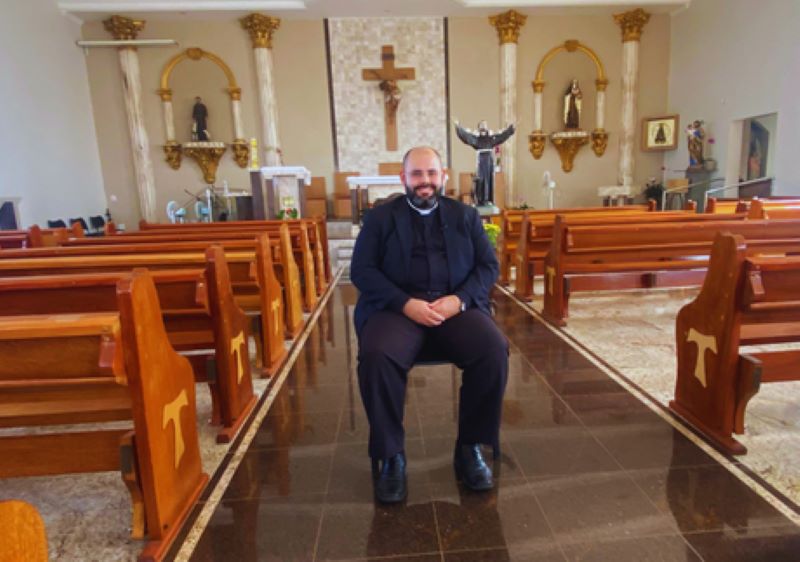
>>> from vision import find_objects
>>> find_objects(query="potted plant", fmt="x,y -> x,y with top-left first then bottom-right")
643,178 -> 665,209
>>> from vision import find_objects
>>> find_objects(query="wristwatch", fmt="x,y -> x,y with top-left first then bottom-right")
459,299 -> 467,313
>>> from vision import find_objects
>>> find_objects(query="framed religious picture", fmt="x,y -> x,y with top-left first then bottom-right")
641,115 -> 679,151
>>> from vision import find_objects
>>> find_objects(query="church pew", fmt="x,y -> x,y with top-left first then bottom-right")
0,238 -> 293,377
0,500 -> 48,562
154,221 -> 327,301
0,271 -> 208,561
0,233 -> 27,249
671,233 -> 800,455
541,217 -> 800,326
58,229 -> 307,340
0,231 -> 304,346
0,225 -> 79,249
705,197 -> 748,214
511,210 -> 735,298
0,250 -> 256,443
68,225 -> 320,310
746,197 -> 800,219
136,216 -> 331,285
499,203 -> 658,285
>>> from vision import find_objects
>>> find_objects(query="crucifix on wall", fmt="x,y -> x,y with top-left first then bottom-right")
361,45 -> 415,151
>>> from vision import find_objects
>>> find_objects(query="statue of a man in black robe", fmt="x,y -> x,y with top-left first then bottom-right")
455,121 -> 515,206
192,96 -> 209,141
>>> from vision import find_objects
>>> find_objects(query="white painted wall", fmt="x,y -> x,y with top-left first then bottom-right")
666,0 -> 800,193
0,0 -> 106,228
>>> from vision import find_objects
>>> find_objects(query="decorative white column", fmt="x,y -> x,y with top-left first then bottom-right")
241,14 -> 282,166
231,97 -> 244,140
613,9 -> 650,188
104,15 -> 157,222
161,96 -> 176,141
489,10 -> 526,208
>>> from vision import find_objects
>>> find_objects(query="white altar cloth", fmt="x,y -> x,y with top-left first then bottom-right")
260,166 -> 312,186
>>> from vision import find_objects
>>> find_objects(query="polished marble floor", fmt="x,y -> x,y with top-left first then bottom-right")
185,285 -> 800,561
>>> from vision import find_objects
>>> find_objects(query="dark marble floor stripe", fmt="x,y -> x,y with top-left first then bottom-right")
184,284 -> 799,561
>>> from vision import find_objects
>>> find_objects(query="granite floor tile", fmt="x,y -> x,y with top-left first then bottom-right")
588,423 -> 716,470
315,502 -> 439,561
559,391 -> 663,428
532,470 -> 678,543
507,426 -> 622,479
682,525 -> 800,561
249,410 -> 342,450
430,481 -> 556,553
560,535 -> 700,561
189,495 -> 325,561
222,444 -> 335,501
631,464 -> 796,533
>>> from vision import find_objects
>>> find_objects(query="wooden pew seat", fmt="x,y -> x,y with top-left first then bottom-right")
671,233 -> 800,455
0,271 -> 208,561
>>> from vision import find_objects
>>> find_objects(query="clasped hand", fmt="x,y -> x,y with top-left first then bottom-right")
402,295 -> 461,327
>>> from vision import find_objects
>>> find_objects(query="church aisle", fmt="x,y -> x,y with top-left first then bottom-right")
185,284 -> 800,561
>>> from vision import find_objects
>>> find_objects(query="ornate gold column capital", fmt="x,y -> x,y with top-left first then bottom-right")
613,8 -> 651,42
532,80 -> 545,93
489,9 -> 527,45
103,15 -> 145,40
157,88 -> 172,101
595,78 -> 609,92
240,13 -> 281,48
228,87 -> 242,101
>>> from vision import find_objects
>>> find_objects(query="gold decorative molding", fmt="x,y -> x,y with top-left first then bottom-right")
613,8 -> 651,42
164,141 -> 182,169
184,145 -> 226,184
595,78 -> 609,92
528,131 -> 547,160
591,129 -> 609,157
551,135 -> 589,172
103,15 -> 144,41
240,13 -> 281,48
157,88 -> 172,101
488,10 -> 527,45
160,48 -> 240,99
532,80 -> 545,93
231,139 -> 249,168
535,39 -> 606,84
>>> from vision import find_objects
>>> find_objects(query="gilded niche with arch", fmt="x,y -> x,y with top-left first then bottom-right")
529,39 -> 609,172
157,47 -> 249,184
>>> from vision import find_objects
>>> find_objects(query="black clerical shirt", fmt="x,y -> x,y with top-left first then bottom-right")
405,204 -> 449,300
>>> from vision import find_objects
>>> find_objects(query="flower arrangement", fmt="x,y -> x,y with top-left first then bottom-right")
483,223 -> 501,249
277,207 -> 298,219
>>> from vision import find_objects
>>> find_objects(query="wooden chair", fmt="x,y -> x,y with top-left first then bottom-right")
0,500 -> 48,562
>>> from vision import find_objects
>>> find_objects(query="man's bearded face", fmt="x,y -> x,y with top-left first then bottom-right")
402,150 -> 444,210
405,180 -> 442,209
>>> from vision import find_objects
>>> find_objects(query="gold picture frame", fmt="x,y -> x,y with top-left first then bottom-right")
642,115 -> 679,151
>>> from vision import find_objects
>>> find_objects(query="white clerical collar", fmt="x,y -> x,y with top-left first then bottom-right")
406,197 -> 439,215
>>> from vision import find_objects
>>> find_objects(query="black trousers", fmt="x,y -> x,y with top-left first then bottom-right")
357,308 -> 508,460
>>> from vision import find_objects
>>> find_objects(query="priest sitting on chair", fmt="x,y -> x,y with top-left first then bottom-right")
350,146 -> 509,504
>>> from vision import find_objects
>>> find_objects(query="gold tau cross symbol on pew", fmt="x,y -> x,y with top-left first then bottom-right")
231,330 -> 247,383
162,389 -> 189,468
686,328 -> 717,388
271,298 -> 282,336
362,45 -> 416,151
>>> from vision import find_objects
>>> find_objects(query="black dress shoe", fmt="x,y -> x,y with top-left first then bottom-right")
453,444 -> 494,491
372,452 -> 407,504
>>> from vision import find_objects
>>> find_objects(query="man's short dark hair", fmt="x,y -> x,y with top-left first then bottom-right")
402,146 -> 443,172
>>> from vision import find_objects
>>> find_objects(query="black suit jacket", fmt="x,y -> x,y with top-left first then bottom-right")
350,195 -> 498,336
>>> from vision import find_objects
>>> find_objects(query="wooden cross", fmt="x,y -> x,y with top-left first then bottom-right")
362,45 -> 415,151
